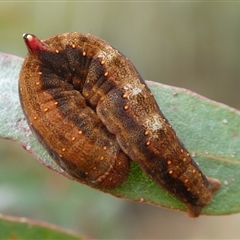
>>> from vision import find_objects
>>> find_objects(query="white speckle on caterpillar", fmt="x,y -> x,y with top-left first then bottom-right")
97,46 -> 118,62
123,82 -> 143,97
144,115 -> 163,133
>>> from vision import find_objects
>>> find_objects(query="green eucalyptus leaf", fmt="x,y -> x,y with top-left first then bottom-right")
0,52 -> 239,216
0,214 -> 84,239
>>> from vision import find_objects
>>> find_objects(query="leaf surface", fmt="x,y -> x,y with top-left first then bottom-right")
0,214 -> 84,239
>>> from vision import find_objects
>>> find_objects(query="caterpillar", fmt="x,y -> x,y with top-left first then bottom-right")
19,32 -> 221,217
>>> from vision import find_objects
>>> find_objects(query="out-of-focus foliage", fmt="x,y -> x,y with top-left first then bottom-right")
1,2 -> 240,239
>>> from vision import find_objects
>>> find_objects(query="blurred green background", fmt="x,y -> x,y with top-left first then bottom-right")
1,2 -> 240,239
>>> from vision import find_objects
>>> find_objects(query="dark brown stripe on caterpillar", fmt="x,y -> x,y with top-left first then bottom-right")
19,32 -> 221,217
19,34 -> 130,189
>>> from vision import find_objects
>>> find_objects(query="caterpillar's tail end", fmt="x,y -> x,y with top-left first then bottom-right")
207,176 -> 221,194
187,205 -> 203,218
187,177 -> 221,218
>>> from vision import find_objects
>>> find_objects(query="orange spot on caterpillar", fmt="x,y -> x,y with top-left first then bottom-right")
146,141 -> 151,146
122,93 -> 128,99
144,130 -> 149,136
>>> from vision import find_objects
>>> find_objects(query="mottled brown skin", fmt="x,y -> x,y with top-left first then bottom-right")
19,32 -> 221,217
19,33 -> 130,189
